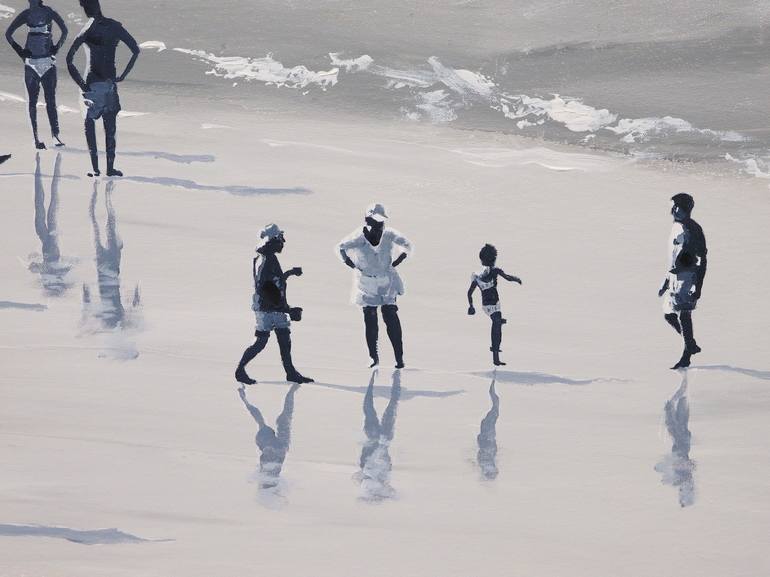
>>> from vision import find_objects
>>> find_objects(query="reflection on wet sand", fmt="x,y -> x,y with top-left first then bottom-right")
80,180 -> 142,358
655,370 -> 695,507
238,384 -> 300,504
356,370 -> 401,502
477,376 -> 499,481
28,153 -> 74,296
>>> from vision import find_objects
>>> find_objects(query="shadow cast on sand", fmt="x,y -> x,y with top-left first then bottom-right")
311,381 -> 463,400
692,365 -> 770,381
121,176 -> 312,196
62,148 -> 215,164
0,524 -> 170,545
0,301 -> 47,311
471,370 -> 601,386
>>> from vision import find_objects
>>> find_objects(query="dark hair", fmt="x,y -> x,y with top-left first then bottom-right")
479,244 -> 497,266
79,0 -> 102,17
671,193 -> 694,214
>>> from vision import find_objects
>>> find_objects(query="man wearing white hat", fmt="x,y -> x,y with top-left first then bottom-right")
235,224 -> 313,385
338,204 -> 412,368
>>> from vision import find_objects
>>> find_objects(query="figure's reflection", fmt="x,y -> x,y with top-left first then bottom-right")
238,384 -> 300,495
81,180 -> 141,358
477,376 -> 499,480
655,370 -> 695,507
355,369 -> 401,502
28,152 -> 73,296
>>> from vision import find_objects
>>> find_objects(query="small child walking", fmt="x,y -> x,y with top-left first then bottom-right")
467,244 -> 522,366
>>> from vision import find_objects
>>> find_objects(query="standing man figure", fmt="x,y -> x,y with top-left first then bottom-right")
235,224 -> 313,385
66,0 -> 140,177
338,204 -> 412,369
659,193 -> 707,369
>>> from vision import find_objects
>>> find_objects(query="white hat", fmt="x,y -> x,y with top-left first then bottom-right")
366,203 -> 388,222
259,223 -> 284,241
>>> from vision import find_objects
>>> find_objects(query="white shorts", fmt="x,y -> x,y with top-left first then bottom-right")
254,311 -> 290,333
482,303 -> 501,316
662,272 -> 698,315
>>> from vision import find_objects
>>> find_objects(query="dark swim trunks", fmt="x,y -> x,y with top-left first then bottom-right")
83,80 -> 121,119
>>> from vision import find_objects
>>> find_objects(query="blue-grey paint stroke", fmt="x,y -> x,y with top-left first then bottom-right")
693,365 -> 770,381
477,376 -> 499,481
312,381 -> 462,400
0,524 -> 168,545
121,175 -> 311,196
29,152 -> 73,297
655,370 -> 695,507
472,370 -> 596,386
357,370 -> 401,502
0,301 -> 47,311
0,171 -> 81,180
63,147 -> 215,164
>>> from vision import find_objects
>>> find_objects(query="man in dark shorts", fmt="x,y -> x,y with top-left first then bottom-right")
658,193 -> 708,369
65,0 -> 139,177
235,224 -> 313,385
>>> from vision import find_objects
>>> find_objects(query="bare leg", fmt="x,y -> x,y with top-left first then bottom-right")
363,306 -> 379,367
25,67 -> 44,149
235,331 -> 270,384
276,327 -> 313,383
664,313 -> 682,334
84,117 -> 100,176
104,113 -> 121,176
490,311 -> 505,366
41,67 -> 62,145
672,311 -> 699,369
381,304 -> 404,369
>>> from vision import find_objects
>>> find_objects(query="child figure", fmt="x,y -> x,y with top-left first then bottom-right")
467,244 -> 522,366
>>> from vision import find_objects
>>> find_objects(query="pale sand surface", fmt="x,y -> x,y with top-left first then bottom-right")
1,99 -> 769,576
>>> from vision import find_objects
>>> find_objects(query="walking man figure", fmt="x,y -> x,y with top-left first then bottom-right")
235,224 -> 313,385
338,204 -> 412,368
66,0 -> 139,177
659,193 -> 707,369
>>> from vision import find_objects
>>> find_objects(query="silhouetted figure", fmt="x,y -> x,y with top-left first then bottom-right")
655,370 -> 695,507
29,152 -> 72,296
5,0 -> 67,149
659,193 -> 707,369
66,0 -> 140,177
356,370 -> 401,502
0,154 -> 10,165
339,204 -> 412,368
235,224 -> 313,385
238,383 -> 300,490
467,244 -> 522,366
477,376 -> 499,480
82,179 -> 140,329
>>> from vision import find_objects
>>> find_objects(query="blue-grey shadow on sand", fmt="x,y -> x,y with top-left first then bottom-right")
63,147 -> 215,164
0,524 -> 170,545
471,370 -> 599,386
121,176 -> 312,197
310,380 -> 462,400
692,365 -> 770,381
0,301 -> 47,311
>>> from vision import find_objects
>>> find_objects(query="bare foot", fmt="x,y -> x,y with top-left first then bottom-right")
106,168 -> 123,177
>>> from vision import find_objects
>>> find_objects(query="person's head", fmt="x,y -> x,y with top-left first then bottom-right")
365,203 -> 388,228
479,244 -> 497,267
28,0 -> 43,8
671,193 -> 694,222
79,0 -> 102,18
257,223 -> 285,254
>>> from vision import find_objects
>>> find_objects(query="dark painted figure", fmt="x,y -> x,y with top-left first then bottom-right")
238,384 -> 300,490
357,370 -> 401,502
66,0 -> 140,177
339,204 -> 412,369
0,154 -> 10,165
654,370 -> 695,507
477,376 -> 499,480
235,224 -> 313,385
29,152 -> 72,296
5,0 -> 68,149
467,244 -> 522,366
659,193 -> 707,369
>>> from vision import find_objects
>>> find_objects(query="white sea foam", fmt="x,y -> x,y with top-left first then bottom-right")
607,117 -> 745,144
139,41 -> 167,52
0,3 -> 15,19
201,123 -> 232,130
725,153 -> 770,180
448,146 -> 623,172
501,94 -> 617,132
175,48 -> 339,90
0,91 -> 25,103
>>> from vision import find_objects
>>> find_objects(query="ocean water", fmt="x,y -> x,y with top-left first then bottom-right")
2,0 -> 769,174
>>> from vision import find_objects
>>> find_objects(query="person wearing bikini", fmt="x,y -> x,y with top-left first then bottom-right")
5,0 -> 68,149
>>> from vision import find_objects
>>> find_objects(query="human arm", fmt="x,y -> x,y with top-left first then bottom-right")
50,9 -> 68,55
390,230 -> 412,267
282,267 -> 303,280
658,276 -> 670,297
467,280 -> 477,314
116,25 -> 140,82
338,234 -> 362,269
495,268 -> 522,284
66,33 -> 88,91
5,11 -> 29,59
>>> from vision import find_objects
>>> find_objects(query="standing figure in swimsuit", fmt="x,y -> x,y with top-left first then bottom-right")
5,0 -> 68,149
338,204 -> 412,369
467,244 -> 522,366
66,0 -> 140,177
